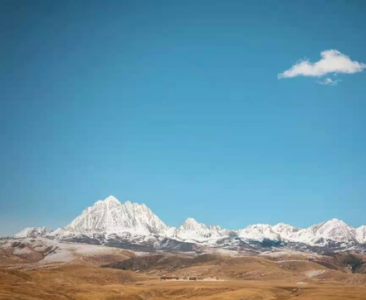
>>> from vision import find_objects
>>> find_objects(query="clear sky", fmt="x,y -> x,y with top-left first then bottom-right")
1,0 -> 366,236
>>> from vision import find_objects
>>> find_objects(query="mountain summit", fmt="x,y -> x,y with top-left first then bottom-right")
14,227 -> 52,238
62,196 -> 168,236
14,195 -> 366,253
169,217 -> 230,243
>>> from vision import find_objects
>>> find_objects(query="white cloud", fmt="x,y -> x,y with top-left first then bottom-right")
278,50 -> 366,79
316,78 -> 340,86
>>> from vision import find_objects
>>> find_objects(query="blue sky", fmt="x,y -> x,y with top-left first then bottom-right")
1,0 -> 366,236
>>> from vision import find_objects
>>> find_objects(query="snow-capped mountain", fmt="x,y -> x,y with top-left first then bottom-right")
53,196 -> 168,237
238,224 -> 281,241
14,227 -> 52,238
306,218 -> 357,244
277,218 -> 358,245
272,223 -> 300,239
237,219 -> 360,246
14,195 -> 366,253
169,218 -> 230,243
356,226 -> 366,244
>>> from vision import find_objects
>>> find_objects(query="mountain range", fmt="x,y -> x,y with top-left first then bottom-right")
14,195 -> 366,253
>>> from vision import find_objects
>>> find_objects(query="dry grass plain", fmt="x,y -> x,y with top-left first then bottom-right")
1,265 -> 366,300
1,239 -> 366,300
1,259 -> 366,300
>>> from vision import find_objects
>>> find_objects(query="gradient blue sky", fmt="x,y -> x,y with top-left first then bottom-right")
1,0 -> 366,236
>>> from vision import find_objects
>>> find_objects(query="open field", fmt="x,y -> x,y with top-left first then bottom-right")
1,243 -> 366,300
1,264 -> 366,300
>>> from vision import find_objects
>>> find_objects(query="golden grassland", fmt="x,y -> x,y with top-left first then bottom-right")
1,259 -> 366,300
1,239 -> 366,300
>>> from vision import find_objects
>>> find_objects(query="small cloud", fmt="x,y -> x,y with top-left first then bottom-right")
316,78 -> 340,86
278,50 -> 366,79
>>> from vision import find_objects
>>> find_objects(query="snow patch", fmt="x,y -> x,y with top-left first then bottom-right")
305,270 -> 326,278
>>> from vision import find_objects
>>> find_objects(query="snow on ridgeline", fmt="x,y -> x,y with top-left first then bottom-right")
51,195 -> 169,238
356,226 -> 366,244
14,227 -> 53,238
13,195 -> 366,246
238,218 -> 364,245
238,224 -> 281,241
168,217 -> 230,243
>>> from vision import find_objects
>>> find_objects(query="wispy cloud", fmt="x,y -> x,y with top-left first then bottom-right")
278,50 -> 366,79
316,78 -> 340,86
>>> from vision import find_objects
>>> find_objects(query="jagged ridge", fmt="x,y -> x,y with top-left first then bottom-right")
14,196 -> 366,251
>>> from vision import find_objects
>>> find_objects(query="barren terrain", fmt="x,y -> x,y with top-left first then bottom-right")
1,238 -> 366,300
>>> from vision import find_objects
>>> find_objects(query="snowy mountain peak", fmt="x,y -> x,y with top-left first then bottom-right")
315,218 -> 351,231
296,218 -> 356,244
62,196 -> 168,236
168,218 -> 230,243
273,222 -> 292,228
272,223 -> 300,239
329,218 -> 342,222
94,195 -> 121,207
238,224 -> 281,241
104,195 -> 120,204
180,218 -> 207,231
12,195 -> 366,249
14,227 -> 52,238
321,218 -> 348,228
209,225 -> 222,231
272,223 -> 299,232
